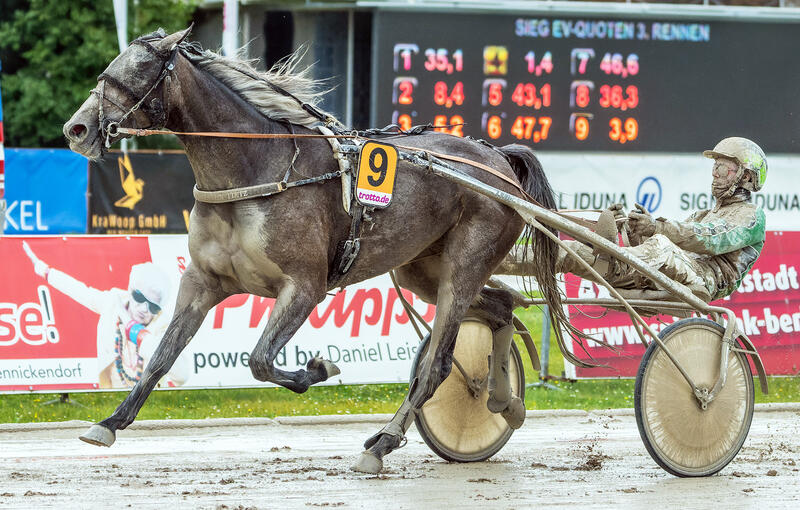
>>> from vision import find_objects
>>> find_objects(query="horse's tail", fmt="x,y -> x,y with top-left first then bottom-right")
498,144 -> 596,368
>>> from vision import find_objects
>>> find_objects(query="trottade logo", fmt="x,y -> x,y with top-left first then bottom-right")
636,176 -> 662,213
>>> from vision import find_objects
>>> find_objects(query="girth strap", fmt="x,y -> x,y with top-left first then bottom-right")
192,170 -> 341,203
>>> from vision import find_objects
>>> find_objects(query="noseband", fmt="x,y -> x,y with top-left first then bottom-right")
92,39 -> 180,148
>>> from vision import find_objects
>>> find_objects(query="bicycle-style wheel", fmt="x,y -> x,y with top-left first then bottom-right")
412,318 -> 525,462
634,318 -> 754,477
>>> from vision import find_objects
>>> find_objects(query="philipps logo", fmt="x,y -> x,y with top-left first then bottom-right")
0,285 -> 60,347
114,153 -> 144,209
636,176 -> 662,213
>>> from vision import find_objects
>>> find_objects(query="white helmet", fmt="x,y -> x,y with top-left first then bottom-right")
703,137 -> 767,192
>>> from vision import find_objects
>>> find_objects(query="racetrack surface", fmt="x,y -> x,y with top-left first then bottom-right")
1,406 -> 798,509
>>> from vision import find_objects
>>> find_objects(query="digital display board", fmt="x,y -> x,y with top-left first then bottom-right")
372,11 -> 800,153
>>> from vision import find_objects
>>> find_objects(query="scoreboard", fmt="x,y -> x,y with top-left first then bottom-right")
371,11 -> 800,153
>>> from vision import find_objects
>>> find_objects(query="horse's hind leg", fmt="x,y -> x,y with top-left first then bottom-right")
469,287 -> 526,428
80,264 -> 226,447
248,281 -> 340,393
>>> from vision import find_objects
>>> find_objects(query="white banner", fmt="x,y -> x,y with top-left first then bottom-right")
147,236 -> 433,388
0,358 -> 95,387
540,153 -> 800,231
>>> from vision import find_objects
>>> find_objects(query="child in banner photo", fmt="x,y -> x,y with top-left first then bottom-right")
22,242 -> 190,389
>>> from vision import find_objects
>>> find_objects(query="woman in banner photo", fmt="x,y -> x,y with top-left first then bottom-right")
22,242 -> 190,389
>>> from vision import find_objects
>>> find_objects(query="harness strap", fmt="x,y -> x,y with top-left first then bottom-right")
337,203 -> 365,275
395,148 -> 599,229
317,124 -> 356,214
193,170 -> 341,204
115,127 -> 359,140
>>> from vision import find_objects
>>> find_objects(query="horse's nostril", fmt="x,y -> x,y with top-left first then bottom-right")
70,124 -> 87,138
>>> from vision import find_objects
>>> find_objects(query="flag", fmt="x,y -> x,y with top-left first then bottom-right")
1,57 -> 6,234
222,0 -> 239,57
1,58 -> 5,201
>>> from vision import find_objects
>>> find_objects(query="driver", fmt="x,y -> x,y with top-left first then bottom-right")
498,137 -> 767,302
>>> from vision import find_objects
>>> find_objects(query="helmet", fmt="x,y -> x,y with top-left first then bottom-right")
703,137 -> 767,191
128,262 -> 169,309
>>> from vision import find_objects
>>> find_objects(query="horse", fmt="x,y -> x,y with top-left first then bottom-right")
63,27 -> 565,474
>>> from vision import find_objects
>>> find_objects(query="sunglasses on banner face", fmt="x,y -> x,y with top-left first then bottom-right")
131,289 -> 162,314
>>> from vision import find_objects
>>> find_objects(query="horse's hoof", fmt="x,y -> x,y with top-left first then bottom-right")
500,396 -> 526,430
351,451 -> 383,474
308,356 -> 341,379
79,424 -> 116,447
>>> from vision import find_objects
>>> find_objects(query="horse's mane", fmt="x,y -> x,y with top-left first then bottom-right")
177,38 -> 331,128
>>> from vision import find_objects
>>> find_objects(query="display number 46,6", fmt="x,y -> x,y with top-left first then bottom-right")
356,142 -> 399,208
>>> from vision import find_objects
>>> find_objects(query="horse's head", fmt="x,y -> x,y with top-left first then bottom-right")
63,27 -> 192,159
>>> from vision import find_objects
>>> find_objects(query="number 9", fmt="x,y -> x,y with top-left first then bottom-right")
575,117 -> 589,141
368,148 -> 388,186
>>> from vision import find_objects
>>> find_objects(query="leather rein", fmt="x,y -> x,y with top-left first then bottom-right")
115,126 -> 534,198
117,126 -> 597,230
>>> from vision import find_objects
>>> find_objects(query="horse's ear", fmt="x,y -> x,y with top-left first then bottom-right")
157,24 -> 193,52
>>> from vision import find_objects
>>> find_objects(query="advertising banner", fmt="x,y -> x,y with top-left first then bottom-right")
2,149 -> 88,234
0,235 -> 432,392
89,152 -> 194,234
564,231 -> 800,378
540,153 -> 800,232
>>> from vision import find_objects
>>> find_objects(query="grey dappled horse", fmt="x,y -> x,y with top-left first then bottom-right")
63,28 -> 562,473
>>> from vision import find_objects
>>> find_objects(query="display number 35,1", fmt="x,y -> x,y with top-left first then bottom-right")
356,142 -> 399,208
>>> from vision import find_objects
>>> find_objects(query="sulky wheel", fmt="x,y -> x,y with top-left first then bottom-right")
412,318 -> 525,462
634,318 -> 754,477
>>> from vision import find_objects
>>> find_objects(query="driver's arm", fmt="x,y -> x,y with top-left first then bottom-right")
653,208 -> 766,256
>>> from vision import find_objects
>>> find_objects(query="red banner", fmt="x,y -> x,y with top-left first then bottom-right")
0,237 -> 153,391
566,231 -> 800,377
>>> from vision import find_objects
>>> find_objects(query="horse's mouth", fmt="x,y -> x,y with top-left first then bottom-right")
69,133 -> 105,161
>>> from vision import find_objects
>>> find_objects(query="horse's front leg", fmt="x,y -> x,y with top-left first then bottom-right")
79,264 -> 226,447
249,281 -> 340,393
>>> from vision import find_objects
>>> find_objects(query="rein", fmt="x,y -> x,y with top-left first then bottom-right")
115,126 -> 537,205
116,126 -> 359,140
116,126 -> 597,229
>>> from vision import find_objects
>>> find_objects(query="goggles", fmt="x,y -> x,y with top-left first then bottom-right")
131,289 -> 162,314
712,159 -> 738,178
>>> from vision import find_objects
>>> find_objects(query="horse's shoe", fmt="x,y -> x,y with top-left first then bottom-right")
79,424 -> 116,447
500,396 -> 526,430
307,356 -> 341,380
351,451 -> 383,474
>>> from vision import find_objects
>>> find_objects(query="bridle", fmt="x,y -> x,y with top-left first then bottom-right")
92,39 -> 180,148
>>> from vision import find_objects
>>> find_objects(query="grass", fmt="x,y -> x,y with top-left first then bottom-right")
1,305 -> 797,424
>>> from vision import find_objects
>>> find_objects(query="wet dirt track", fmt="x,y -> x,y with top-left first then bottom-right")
1,407 -> 798,509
